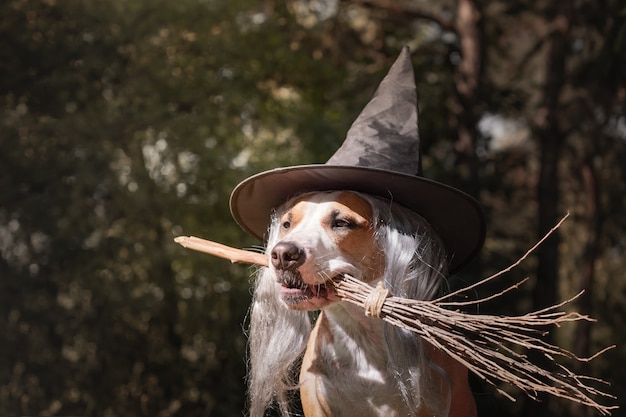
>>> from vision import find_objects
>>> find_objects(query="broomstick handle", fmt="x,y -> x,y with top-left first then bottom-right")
174,236 -> 269,267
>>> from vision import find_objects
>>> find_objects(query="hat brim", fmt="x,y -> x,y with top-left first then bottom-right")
229,165 -> 485,273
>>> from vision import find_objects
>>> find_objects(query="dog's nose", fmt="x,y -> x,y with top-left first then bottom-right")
271,242 -> 305,270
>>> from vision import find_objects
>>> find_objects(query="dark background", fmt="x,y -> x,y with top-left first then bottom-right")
1,0 -> 624,416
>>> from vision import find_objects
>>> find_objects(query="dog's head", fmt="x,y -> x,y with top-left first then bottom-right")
250,189 -> 453,417
269,191 -> 385,311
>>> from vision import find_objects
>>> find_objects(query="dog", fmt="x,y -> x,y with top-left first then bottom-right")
247,190 -> 477,417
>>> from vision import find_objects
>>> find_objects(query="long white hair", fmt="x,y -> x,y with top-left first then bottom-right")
246,192 -> 451,417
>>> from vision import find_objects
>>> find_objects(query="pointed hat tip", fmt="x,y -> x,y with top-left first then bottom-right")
327,46 -> 420,175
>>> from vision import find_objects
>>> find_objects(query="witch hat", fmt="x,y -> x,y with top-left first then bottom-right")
230,47 -> 485,272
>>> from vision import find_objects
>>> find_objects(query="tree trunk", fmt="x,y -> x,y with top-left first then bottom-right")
568,159 -> 601,417
453,0 -> 483,200
524,3 -> 572,416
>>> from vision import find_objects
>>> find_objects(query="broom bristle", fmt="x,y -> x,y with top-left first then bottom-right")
332,275 -> 617,415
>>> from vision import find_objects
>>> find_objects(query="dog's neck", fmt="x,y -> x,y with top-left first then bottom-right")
321,300 -> 388,367
300,300 -> 411,417
324,300 -> 386,351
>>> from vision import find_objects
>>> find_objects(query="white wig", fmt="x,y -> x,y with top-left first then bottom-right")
246,192 -> 451,417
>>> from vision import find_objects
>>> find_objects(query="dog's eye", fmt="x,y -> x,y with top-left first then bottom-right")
282,221 -> 291,230
332,218 -> 352,228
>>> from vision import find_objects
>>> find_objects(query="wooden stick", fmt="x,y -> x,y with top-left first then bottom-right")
174,236 -> 268,266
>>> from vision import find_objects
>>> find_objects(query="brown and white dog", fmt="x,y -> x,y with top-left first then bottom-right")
247,190 -> 477,417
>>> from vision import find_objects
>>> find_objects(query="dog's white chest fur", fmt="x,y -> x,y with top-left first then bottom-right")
300,304 -> 410,417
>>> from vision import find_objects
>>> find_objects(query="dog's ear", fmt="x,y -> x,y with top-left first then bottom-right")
370,197 -> 447,301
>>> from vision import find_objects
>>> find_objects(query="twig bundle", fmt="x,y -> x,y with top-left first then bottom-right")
333,275 -> 615,414
174,215 -> 617,415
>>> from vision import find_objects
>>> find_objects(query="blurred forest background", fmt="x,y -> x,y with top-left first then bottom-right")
1,0 -> 624,416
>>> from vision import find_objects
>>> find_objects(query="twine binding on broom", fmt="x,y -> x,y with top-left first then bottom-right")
174,213 -> 618,415
364,281 -> 390,318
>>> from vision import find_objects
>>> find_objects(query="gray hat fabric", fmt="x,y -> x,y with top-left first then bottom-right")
229,47 -> 485,272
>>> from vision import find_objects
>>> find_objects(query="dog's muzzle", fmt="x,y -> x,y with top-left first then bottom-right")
271,241 -> 305,271
271,241 -> 308,289
270,241 -> 334,309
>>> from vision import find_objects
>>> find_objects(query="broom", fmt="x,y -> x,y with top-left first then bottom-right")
174,214 -> 617,415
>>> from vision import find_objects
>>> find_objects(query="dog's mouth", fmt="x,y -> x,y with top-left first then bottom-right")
276,270 -> 339,310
